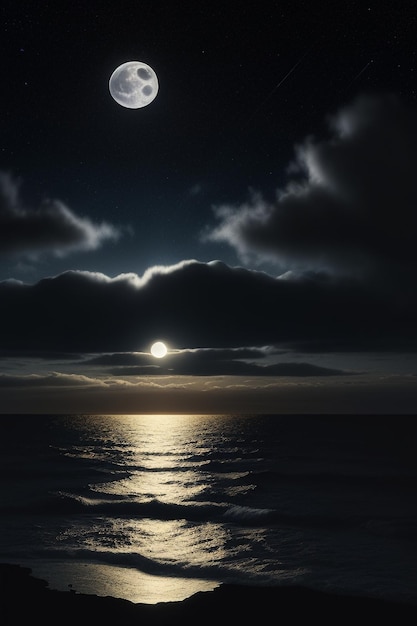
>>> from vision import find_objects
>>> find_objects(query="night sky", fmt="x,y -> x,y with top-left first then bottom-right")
1,1 -> 417,413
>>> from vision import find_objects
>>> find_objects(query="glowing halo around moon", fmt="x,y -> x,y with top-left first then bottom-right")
150,341 -> 168,358
109,61 -> 159,109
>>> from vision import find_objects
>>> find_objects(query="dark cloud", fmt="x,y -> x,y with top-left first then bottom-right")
86,347 -> 271,367
0,172 -> 121,259
0,260 -> 415,355
109,361 -> 348,378
203,94 -> 417,283
0,350 -> 83,360
86,348 -> 347,377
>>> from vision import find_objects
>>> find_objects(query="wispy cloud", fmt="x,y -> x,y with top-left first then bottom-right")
0,372 -> 103,387
86,348 -> 349,377
0,171 -> 122,260
203,94 -> 417,283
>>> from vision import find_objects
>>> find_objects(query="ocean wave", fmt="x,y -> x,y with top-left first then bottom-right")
2,490 -> 279,526
223,504 -> 275,522
364,518 -> 417,540
250,469 -> 417,489
202,458 -> 264,473
0,490 -> 391,531
5,545 -> 305,585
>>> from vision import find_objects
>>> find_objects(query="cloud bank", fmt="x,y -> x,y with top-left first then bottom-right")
0,172 -> 121,259
0,259 -> 415,355
1,94 -> 416,368
203,94 -> 417,282
86,348 -> 348,377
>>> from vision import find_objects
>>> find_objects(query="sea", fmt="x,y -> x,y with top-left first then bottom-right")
0,413 -> 416,605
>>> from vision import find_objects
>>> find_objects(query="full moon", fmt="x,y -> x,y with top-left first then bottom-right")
109,61 -> 158,109
150,341 -> 168,358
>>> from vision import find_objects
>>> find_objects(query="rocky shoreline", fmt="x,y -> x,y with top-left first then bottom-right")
1,563 -> 416,625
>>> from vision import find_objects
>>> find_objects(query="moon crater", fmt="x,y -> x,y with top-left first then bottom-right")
109,61 -> 158,109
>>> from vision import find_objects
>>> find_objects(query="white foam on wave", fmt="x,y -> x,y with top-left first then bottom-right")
223,504 -> 274,521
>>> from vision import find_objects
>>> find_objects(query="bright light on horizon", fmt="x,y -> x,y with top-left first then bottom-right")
150,341 -> 168,358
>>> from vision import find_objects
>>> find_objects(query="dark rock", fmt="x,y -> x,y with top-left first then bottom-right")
1,563 -> 416,626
